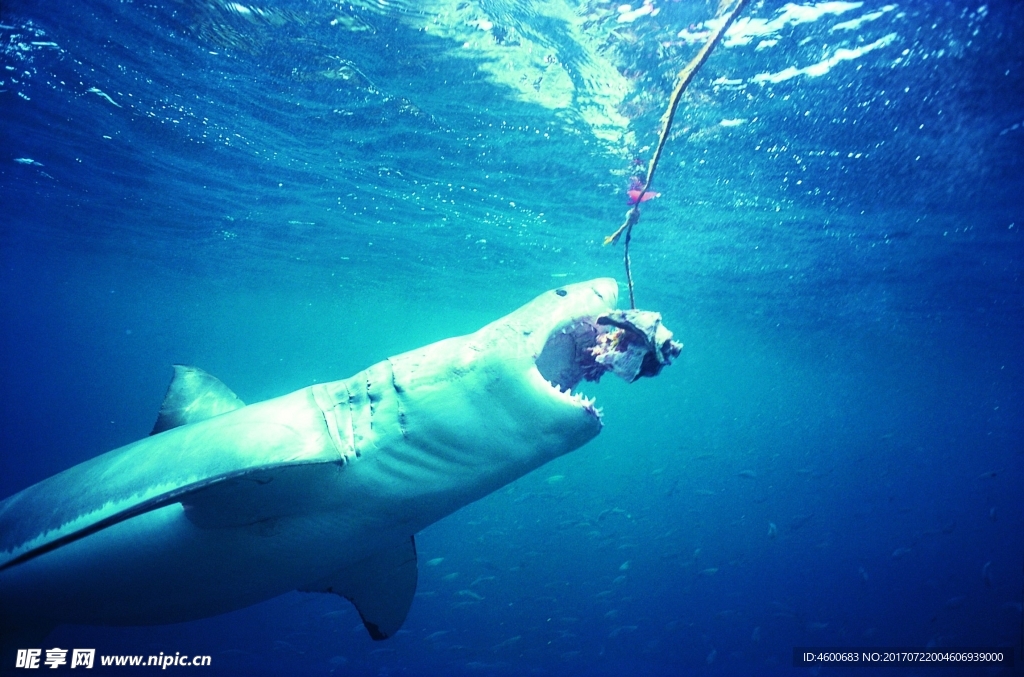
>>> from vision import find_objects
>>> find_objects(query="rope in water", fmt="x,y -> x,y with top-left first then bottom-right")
604,0 -> 751,309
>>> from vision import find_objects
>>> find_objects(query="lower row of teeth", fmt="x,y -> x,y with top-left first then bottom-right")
557,385 -> 598,411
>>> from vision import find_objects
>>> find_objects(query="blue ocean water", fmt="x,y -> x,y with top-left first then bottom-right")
1,0 -> 1022,675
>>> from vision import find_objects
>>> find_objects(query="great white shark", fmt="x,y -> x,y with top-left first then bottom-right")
0,278 -> 680,661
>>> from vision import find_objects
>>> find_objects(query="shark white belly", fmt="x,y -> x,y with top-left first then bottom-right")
0,278 -> 681,657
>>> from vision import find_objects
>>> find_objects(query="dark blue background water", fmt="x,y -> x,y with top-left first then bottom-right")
1,0 -> 1022,675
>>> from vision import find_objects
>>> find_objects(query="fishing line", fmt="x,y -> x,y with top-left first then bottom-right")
604,0 -> 750,309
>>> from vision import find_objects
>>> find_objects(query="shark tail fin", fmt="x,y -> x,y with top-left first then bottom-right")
151,364 -> 245,435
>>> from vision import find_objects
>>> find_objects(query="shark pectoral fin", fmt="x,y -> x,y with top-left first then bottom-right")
182,464 -> 336,529
303,537 -> 418,641
150,364 -> 245,435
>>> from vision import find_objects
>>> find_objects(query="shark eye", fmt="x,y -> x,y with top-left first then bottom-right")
555,289 -> 567,297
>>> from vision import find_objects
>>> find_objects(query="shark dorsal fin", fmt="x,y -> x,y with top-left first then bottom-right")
150,365 -> 245,435
302,537 -> 418,640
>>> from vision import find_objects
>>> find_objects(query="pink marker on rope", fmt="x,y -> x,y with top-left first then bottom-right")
626,176 -> 660,205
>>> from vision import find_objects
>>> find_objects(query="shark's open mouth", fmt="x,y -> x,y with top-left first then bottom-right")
535,309 -> 682,416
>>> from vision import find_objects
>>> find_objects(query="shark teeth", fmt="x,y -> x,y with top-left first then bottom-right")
536,316 -> 603,417
556,384 -> 598,413
540,368 -> 602,420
